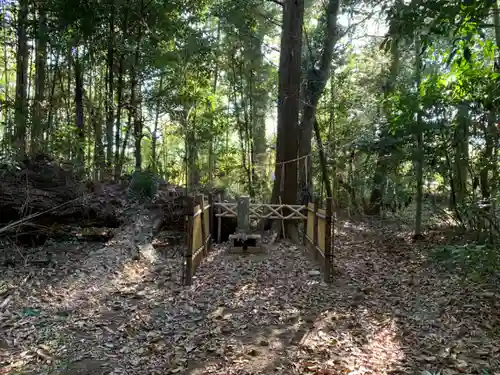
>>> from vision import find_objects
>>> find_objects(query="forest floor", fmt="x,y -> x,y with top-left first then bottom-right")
1,211 -> 499,375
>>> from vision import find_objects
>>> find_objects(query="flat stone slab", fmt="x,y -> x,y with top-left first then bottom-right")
228,245 -> 266,254
228,233 -> 262,241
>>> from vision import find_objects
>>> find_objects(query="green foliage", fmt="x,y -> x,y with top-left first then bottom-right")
432,243 -> 500,282
129,170 -> 158,199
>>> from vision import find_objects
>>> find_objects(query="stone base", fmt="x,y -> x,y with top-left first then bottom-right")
228,233 -> 264,254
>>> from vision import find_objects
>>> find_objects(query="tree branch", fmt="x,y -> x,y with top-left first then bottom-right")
267,0 -> 283,6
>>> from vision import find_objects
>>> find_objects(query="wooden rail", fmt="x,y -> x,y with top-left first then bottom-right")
184,194 -> 213,286
304,198 -> 334,283
214,202 -> 306,219
179,194 -> 334,285
214,202 -> 307,244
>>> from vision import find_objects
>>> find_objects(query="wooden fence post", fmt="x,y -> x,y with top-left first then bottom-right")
196,194 -> 207,257
313,199 -> 319,260
302,197 -> 309,245
184,197 -> 194,286
217,192 -> 222,244
208,194 -> 214,251
324,197 -> 333,283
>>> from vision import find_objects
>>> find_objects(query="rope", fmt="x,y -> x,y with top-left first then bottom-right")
280,165 -> 285,192
275,153 -> 310,166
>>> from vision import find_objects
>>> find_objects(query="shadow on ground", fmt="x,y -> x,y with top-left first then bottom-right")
1,213 -> 499,374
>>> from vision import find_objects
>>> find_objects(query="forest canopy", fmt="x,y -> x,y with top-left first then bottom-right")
0,0 -> 500,240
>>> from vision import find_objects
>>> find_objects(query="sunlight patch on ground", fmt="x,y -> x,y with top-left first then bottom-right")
341,221 -> 370,233
299,312 -> 405,374
113,260 -> 151,285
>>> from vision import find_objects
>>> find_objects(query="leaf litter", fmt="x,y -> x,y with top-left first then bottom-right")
0,213 -> 499,374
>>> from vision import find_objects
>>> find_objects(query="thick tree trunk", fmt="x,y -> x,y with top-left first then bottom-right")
13,0 -> 29,158
270,0 -> 304,239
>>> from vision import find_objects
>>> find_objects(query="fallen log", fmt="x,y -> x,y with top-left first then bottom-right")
0,154 -> 123,245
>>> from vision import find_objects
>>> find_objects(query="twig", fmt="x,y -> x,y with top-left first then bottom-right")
0,294 -> 12,310
0,272 -> 31,311
19,272 -> 32,288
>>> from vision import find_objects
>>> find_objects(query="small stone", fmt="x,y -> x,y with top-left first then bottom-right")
308,270 -> 321,276
248,348 -> 259,356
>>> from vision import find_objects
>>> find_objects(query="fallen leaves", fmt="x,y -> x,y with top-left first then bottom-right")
0,213 -> 499,374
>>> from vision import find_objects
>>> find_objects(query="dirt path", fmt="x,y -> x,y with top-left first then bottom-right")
1,215 -> 499,374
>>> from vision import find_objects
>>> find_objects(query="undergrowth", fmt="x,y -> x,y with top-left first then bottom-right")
431,243 -> 500,283
128,169 -> 158,199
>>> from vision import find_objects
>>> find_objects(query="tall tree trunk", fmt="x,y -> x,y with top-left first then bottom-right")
414,34 -> 424,239
132,2 -> 143,172
208,19 -> 220,188
271,0 -> 304,239
114,4 -> 128,180
248,24 -> 267,194
186,108 -> 199,189
118,108 -> 133,174
134,99 -> 143,171
367,1 -> 402,214
237,62 -> 255,197
105,0 -> 115,178
151,75 -> 163,174
13,0 -> 29,158
46,51 -> 59,145
298,0 -> 340,196
31,2 -> 47,154
328,71 -> 337,203
114,56 -> 124,178
94,67 -> 106,180
453,102 -> 469,206
74,54 -> 85,175
313,117 -> 333,198
2,1 -> 10,147
66,48 -> 71,127
480,111 -> 495,198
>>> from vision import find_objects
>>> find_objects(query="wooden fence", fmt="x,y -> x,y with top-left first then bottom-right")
184,194 -> 213,286
214,201 -> 306,243
180,194 -> 333,285
304,197 -> 334,283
